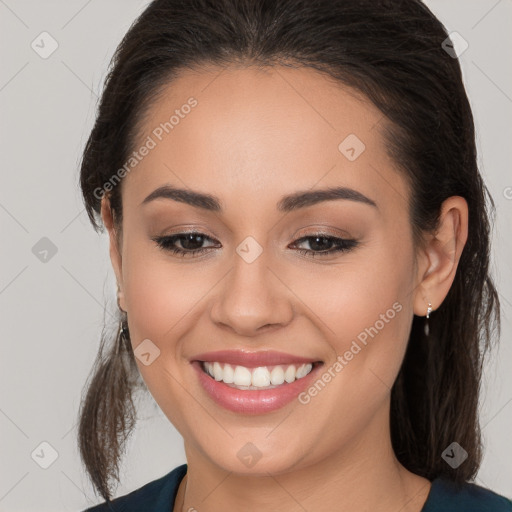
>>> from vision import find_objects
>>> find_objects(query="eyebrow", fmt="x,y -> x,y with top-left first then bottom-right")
140,185 -> 378,212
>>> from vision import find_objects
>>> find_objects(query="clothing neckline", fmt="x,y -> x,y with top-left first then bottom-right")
167,466 -> 510,512
169,465 -> 438,511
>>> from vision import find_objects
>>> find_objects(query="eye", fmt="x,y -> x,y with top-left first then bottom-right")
152,232 -> 219,258
152,231 -> 359,259
290,234 -> 359,258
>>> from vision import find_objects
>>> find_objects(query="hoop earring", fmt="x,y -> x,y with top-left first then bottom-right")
424,301 -> 432,336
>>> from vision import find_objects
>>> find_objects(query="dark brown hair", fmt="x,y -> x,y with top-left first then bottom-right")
77,0 -> 501,502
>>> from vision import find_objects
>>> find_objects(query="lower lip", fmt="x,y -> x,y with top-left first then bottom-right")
191,361 -> 322,414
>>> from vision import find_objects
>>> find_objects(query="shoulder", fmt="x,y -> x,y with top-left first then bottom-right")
80,464 -> 188,512
423,478 -> 512,512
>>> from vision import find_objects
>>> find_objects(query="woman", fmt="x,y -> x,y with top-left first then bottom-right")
77,0 -> 511,510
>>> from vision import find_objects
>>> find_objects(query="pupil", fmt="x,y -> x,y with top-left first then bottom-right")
310,237 -> 332,251
181,234 -> 203,250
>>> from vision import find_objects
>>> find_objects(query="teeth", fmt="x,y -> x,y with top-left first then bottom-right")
284,365 -> 296,383
222,363 -> 234,383
233,365 -> 252,386
270,366 -> 285,385
213,362 -> 223,381
296,364 -> 310,379
202,362 -> 313,389
251,367 -> 271,387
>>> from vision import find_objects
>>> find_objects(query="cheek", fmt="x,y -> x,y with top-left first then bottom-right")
122,241 -> 213,342
290,241 -> 414,404
290,247 -> 413,350
120,243 -> 210,395
121,244 -> 213,431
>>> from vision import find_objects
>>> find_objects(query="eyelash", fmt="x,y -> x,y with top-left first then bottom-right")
152,231 -> 359,259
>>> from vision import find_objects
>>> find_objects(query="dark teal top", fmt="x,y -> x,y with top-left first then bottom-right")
82,464 -> 512,511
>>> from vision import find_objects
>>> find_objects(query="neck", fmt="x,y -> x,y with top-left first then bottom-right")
175,402 -> 431,512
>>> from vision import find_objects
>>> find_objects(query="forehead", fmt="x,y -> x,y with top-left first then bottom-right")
122,64 -> 408,217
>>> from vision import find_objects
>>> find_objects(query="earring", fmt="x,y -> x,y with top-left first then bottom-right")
116,285 -> 130,353
424,301 -> 432,336
114,315 -> 131,355
114,313 -> 128,353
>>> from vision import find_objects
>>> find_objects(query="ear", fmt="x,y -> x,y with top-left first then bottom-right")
100,195 -> 127,312
413,196 -> 469,316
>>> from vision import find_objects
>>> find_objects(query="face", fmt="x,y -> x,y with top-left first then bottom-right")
104,64 -> 425,475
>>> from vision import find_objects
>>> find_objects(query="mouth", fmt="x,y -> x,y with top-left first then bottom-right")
190,350 -> 323,414
200,360 -> 320,390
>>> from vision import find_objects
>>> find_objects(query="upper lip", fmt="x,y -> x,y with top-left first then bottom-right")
191,350 -> 321,367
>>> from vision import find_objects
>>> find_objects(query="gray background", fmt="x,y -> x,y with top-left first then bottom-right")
0,1 -> 511,510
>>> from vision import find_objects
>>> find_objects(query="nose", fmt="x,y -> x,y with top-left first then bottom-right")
209,250 -> 294,337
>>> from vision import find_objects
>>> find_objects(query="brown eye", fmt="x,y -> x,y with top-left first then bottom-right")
152,232 -> 219,257
291,235 -> 358,258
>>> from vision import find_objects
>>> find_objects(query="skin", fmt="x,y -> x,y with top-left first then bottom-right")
101,64 -> 468,512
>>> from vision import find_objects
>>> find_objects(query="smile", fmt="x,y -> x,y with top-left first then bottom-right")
202,361 -> 314,389
191,350 -> 323,414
